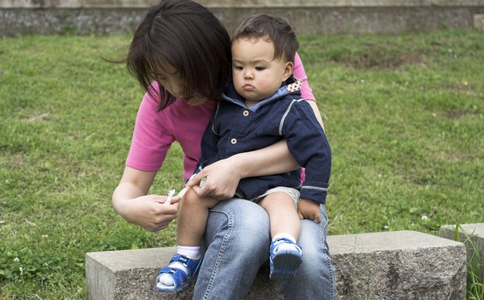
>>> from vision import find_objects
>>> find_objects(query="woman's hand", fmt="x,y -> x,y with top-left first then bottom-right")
188,157 -> 241,199
112,166 -> 180,232
298,198 -> 321,224
119,195 -> 179,232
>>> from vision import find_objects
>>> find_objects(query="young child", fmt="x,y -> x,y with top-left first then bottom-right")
156,13 -> 331,291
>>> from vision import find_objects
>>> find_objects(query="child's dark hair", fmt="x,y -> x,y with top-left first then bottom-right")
123,0 -> 231,110
232,13 -> 298,63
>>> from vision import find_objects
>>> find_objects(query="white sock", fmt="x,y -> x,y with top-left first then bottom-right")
273,233 -> 299,253
177,245 -> 201,260
158,246 -> 201,287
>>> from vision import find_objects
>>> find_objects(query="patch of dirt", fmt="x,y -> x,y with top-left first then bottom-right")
444,110 -> 473,120
413,178 -> 430,186
442,83 -> 472,91
331,50 -> 424,69
22,112 -> 51,122
0,155 -> 27,168
432,151 -> 472,162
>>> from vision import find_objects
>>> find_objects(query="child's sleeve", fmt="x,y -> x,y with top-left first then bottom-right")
281,100 -> 331,204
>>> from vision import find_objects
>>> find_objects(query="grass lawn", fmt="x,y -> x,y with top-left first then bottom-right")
1,29 -> 483,299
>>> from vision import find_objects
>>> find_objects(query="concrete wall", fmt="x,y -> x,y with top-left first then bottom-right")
1,0 -> 484,37
2,0 -> 484,8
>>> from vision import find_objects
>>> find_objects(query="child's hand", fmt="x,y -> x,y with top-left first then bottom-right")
297,198 -> 321,224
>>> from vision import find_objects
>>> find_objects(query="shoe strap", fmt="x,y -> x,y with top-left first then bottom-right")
271,238 -> 302,253
168,254 -> 201,276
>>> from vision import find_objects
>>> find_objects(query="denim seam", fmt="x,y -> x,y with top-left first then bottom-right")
321,208 -> 336,300
202,209 -> 233,300
322,247 -> 336,300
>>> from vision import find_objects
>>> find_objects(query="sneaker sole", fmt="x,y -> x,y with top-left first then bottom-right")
156,275 -> 197,292
270,250 -> 303,281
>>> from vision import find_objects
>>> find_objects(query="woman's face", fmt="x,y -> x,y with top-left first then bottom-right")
155,63 -> 207,106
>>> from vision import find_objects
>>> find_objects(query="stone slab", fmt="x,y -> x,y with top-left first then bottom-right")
440,223 -> 484,240
475,13 -> 484,29
440,223 -> 484,282
0,0 -> 83,8
85,230 -> 466,300
85,246 -> 283,300
329,230 -> 466,300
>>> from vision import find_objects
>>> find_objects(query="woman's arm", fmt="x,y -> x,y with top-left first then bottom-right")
294,52 -> 325,130
189,140 -> 299,198
307,100 -> 325,130
112,166 -> 179,232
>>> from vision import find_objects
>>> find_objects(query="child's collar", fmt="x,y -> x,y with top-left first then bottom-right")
222,75 -> 303,111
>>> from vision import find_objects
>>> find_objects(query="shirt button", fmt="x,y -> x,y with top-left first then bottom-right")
231,138 -> 237,144
243,110 -> 249,116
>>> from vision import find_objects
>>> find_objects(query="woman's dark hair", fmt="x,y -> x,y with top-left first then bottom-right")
123,0 -> 231,110
232,13 -> 298,63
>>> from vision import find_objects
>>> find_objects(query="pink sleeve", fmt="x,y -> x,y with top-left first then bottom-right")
294,52 -> 315,183
126,91 -> 175,172
293,52 -> 315,102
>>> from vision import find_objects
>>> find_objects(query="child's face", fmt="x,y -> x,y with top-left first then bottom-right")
231,37 -> 293,103
154,63 -> 207,106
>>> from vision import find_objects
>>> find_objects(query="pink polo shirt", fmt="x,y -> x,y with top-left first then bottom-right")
126,53 -> 315,182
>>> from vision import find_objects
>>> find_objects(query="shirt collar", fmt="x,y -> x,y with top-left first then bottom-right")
222,75 -> 303,111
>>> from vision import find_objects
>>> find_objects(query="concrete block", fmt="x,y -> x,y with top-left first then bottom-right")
199,0 -> 265,8
440,223 -> 484,241
85,247 -> 282,300
81,0 -> 167,8
86,230 -> 466,300
0,0 -> 82,8
330,231 -> 466,300
41,0 -> 83,8
265,0 -> 351,7
440,223 -> 484,282
432,0 -> 484,6
85,247 -> 191,300
0,0 -> 36,8
474,14 -> 484,29
350,0 -> 431,7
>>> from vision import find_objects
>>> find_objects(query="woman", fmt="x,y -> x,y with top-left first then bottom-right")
111,0 -> 336,299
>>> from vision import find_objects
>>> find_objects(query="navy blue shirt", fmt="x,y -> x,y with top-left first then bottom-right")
196,76 -> 331,204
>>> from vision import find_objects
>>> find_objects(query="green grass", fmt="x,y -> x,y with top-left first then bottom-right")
0,30 -> 483,299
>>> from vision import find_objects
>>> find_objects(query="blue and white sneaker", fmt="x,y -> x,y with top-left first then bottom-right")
269,238 -> 303,280
156,254 -> 202,292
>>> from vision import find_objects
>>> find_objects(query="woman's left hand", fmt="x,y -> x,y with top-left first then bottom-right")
188,158 -> 242,199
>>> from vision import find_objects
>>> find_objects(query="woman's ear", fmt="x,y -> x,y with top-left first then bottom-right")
282,61 -> 294,81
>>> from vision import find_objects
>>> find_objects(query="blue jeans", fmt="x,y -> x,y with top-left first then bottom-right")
193,198 -> 336,300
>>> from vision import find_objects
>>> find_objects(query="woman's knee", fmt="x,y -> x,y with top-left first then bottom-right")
206,199 -> 271,250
